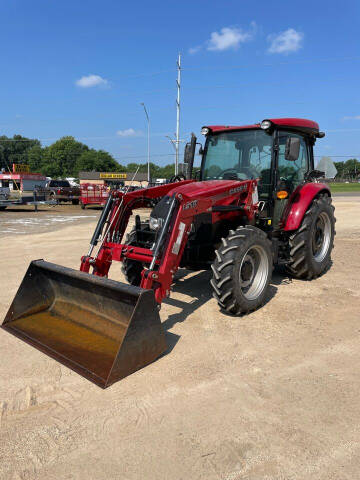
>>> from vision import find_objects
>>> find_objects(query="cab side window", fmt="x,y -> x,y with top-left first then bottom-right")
278,133 -> 309,187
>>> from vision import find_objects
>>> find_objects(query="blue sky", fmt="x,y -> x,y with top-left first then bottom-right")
1,0 -> 359,167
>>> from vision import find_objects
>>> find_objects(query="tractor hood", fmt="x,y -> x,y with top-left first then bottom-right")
124,178 -> 255,213
148,178 -> 255,234
166,179 -> 251,201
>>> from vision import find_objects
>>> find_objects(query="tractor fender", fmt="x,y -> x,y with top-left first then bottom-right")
282,182 -> 331,231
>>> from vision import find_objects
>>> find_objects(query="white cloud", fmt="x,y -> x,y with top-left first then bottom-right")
189,23 -> 256,54
116,128 -> 142,137
267,28 -> 303,54
189,45 -> 202,55
208,26 -> 253,51
75,74 -> 108,88
342,115 -> 360,120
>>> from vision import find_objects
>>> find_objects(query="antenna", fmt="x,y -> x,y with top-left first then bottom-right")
175,53 -> 181,175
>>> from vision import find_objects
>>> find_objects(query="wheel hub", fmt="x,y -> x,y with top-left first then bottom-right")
239,245 -> 269,301
240,255 -> 255,288
312,211 -> 331,263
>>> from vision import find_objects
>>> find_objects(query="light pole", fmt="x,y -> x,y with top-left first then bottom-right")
140,102 -> 150,183
165,135 -> 176,151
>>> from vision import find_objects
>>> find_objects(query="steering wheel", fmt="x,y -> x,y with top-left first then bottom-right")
169,174 -> 186,183
218,168 -> 248,181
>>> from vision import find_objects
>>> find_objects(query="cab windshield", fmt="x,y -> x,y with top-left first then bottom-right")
202,129 -> 273,182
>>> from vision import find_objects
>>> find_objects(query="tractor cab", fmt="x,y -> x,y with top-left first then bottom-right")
191,118 -> 329,228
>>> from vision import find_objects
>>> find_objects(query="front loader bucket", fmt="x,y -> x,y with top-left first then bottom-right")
2,260 -> 167,388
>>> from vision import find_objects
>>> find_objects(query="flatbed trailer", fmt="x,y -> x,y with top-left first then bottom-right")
0,167 -> 55,210
0,190 -> 57,211
80,183 -> 109,209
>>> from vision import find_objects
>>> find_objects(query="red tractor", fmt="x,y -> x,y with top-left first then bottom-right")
2,118 -> 336,388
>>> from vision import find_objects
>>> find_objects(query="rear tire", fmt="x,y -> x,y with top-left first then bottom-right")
121,227 -> 144,286
286,194 -> 335,279
211,226 -> 272,315
72,199 -> 79,205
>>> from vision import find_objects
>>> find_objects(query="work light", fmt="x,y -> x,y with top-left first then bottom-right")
149,216 -> 163,231
260,120 -> 272,130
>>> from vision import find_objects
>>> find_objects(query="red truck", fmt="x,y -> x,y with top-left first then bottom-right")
45,179 -> 80,204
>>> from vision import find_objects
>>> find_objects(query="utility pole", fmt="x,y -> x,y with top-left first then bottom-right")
165,135 -> 176,151
175,53 -> 181,175
140,102 -> 150,183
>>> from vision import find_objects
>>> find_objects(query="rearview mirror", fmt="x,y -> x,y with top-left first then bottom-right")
285,136 -> 300,161
184,143 -> 191,164
183,133 -> 197,179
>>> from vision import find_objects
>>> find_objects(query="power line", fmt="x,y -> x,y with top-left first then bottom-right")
1,149 -> 359,160
182,56 -> 360,73
0,132 -> 179,142
81,55 -> 360,80
314,155 -> 360,158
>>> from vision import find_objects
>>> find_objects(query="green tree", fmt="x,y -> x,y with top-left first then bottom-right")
344,159 -> 360,179
157,164 -> 176,178
75,149 -> 125,175
334,161 -> 345,179
0,135 -> 40,171
126,162 -> 178,179
334,159 -> 360,180
27,145 -> 44,172
40,136 -> 88,177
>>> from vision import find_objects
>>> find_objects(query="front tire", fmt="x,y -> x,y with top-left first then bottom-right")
286,194 -> 335,279
211,226 -> 272,315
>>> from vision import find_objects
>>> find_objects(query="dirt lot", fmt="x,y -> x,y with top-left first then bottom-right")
0,197 -> 359,480
0,204 -> 100,237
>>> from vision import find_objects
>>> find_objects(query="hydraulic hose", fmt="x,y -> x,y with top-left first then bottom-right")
149,195 -> 177,270
87,193 -> 113,257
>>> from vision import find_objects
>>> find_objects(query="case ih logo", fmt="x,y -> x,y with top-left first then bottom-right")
229,185 -> 247,195
183,200 -> 198,210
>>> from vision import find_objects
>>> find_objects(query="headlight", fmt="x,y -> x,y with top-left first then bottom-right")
260,119 -> 272,130
201,127 -> 210,136
149,216 -> 163,231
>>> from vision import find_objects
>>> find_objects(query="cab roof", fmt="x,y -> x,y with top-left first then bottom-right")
205,118 -> 322,137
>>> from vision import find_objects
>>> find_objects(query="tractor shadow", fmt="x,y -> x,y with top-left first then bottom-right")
162,267 -> 292,327
161,268 -> 295,355
162,270 -> 212,333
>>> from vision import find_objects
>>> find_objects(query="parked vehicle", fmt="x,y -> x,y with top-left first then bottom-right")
0,171 -> 54,210
80,183 -> 109,209
45,179 -> 80,204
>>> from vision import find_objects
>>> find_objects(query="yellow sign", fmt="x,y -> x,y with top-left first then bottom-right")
12,163 -> 30,173
99,173 -> 127,179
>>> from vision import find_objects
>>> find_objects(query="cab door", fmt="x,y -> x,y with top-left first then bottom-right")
273,131 -> 310,228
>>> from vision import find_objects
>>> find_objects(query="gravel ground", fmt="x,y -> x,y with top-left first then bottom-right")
0,196 -> 359,480
0,204 -> 100,237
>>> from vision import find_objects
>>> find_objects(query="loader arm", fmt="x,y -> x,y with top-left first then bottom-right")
81,178 -> 258,305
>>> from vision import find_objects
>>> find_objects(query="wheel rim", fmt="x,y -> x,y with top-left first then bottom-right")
239,245 -> 269,301
312,211 -> 331,263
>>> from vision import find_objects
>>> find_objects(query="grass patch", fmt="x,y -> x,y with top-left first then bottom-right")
329,183 -> 360,193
